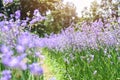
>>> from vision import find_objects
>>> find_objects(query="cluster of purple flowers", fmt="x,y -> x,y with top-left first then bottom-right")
3,0 -> 13,5
0,9 -> 45,79
40,17 -> 120,51
0,70 -> 11,80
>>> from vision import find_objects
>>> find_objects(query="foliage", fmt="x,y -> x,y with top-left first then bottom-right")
20,0 -> 62,19
0,0 -> 4,13
0,0 -> 20,18
42,48 -> 66,80
44,2 -> 78,34
43,46 -> 120,80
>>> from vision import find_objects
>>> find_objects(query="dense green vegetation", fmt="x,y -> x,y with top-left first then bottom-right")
42,46 -> 120,80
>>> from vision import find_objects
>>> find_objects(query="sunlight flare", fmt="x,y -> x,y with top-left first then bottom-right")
63,0 -> 96,17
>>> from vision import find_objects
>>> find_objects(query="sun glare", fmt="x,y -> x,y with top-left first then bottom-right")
63,0 -> 95,17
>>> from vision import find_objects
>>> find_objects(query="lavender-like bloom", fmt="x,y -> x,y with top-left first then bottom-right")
3,0 -> 13,5
16,45 -> 25,53
29,63 -> 43,75
2,54 -> 27,70
29,18 -> 38,24
0,70 -> 11,80
17,32 -> 30,46
35,52 -> 41,57
118,17 -> 120,24
21,20 -> 27,27
17,54 -> 27,70
3,56 -> 19,68
0,13 -> 4,17
0,45 -> 9,54
33,9 -> 41,17
19,62 -> 27,70
15,10 -> 20,19
30,9 -> 45,24
39,16 -> 120,51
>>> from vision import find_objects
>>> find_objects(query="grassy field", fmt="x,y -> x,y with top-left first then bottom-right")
42,46 -> 120,80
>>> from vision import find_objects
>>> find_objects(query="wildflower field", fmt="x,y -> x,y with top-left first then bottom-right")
0,0 -> 120,80
41,18 -> 120,80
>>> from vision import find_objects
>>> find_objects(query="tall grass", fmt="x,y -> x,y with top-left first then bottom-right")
43,46 -> 120,80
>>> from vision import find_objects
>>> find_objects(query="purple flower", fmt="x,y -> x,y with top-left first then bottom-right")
1,50 -> 13,58
33,9 -> 41,17
16,45 -> 25,53
19,61 -> 27,70
35,52 -> 41,57
15,10 -> 20,19
17,33 -> 30,46
0,70 -> 11,80
1,45 -> 10,54
3,0 -> 13,4
28,42 -> 34,48
7,57 -> 20,68
29,63 -> 43,75
1,56 -> 11,66
2,26 -> 10,31
0,13 -> 4,17
29,9 -> 45,24
17,54 -> 27,70
17,54 -> 27,61
2,54 -> 27,70
21,21 -> 27,27
118,17 -> 120,24
29,18 -> 37,24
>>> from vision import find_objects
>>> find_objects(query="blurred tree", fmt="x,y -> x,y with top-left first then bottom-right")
89,0 -> 100,21
5,2 -> 20,18
0,0 -> 20,18
96,0 -> 120,22
20,0 -> 61,19
0,0 -> 78,36
81,0 -> 120,22
20,0 -> 40,19
44,2 -> 78,34
19,0 -> 78,34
